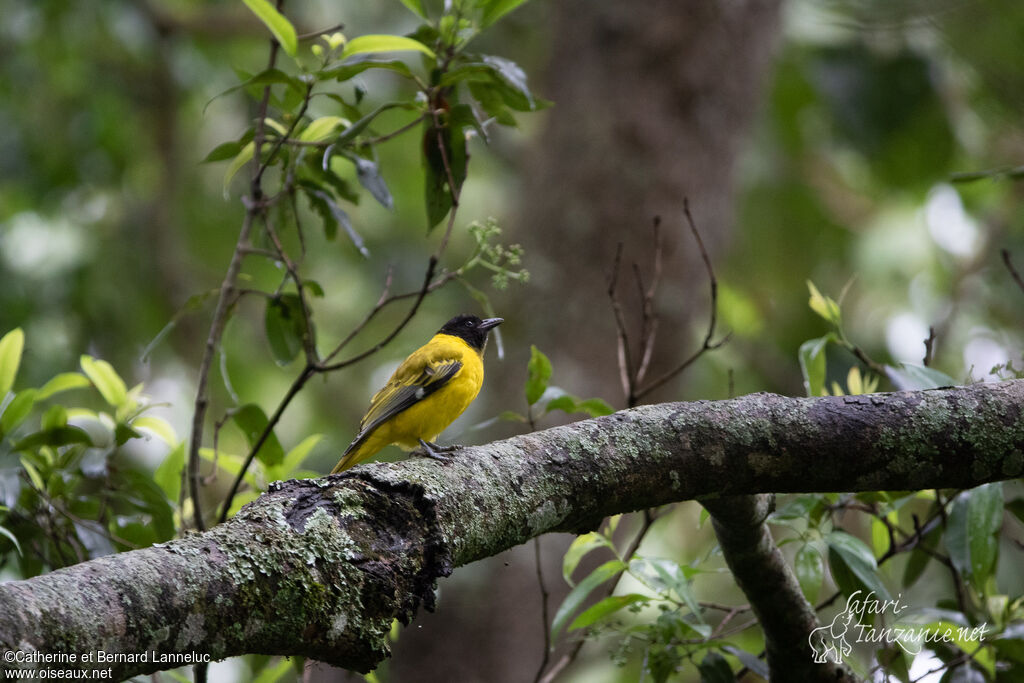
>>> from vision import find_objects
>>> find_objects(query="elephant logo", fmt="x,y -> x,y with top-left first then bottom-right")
809,609 -> 855,664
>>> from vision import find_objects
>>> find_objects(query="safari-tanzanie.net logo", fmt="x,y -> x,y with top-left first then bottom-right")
809,590 -> 989,664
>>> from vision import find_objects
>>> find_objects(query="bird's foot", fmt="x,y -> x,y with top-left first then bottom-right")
415,439 -> 462,462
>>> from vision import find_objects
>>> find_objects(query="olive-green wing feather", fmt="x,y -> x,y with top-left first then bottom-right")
336,358 -> 463,469
358,358 -> 463,435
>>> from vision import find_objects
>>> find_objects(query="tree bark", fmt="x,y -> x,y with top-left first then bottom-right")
702,495 -> 856,682
513,0 -> 783,402
2,381 -> 1023,679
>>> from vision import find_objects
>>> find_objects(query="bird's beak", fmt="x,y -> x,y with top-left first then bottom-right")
479,317 -> 504,330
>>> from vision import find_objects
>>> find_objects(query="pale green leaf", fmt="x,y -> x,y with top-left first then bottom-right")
223,140 -> 255,199
798,333 -> 835,397
36,372 -> 90,400
133,416 -> 179,445
552,559 -> 626,638
276,434 -> 324,478
562,531 -> 614,584
807,280 -> 842,327
299,116 -> 348,143
569,593 -> 649,631
0,523 -> 22,556
80,355 -> 128,408
0,328 -> 25,397
1,389 -> 37,436
242,0 -> 298,57
340,35 -> 435,60
20,457 -> 45,491
154,443 -> 185,503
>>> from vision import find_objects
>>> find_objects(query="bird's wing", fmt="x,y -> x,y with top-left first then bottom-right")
356,356 -> 463,437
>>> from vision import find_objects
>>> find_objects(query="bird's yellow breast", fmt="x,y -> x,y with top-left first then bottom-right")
372,333 -> 484,450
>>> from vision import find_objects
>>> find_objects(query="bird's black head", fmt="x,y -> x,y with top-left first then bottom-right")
438,314 -> 503,351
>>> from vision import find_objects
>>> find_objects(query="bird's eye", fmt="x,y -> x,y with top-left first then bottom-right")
465,320 -> 475,327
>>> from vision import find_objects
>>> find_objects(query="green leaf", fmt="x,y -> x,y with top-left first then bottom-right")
806,280 -> 842,327
115,423 -> 142,447
202,140 -> 246,163
40,404 -> 67,431
551,559 -> 626,638
13,426 -> 93,452
0,523 -> 22,556
544,394 -> 614,418
422,116 -> 467,231
901,547 -> 932,588
232,404 -> 285,467
333,102 -> 411,146
80,355 -> 128,408
396,0 -> 427,18
0,328 -> 24,397
274,434 -> 324,479
721,645 -> 769,679
798,333 -> 835,397
826,530 -> 890,601
324,57 -> 415,83
795,544 -> 824,603
562,531 -> 614,584
242,0 -> 298,57
154,443 -> 185,503
966,483 -> 1003,589
19,457 -> 45,491
1,389 -> 37,436
36,372 -> 90,400
884,363 -> 957,391
264,294 -> 307,366
569,593 -> 650,631
480,0 -> 531,28
340,35 -> 435,60
223,140 -> 255,199
299,116 -> 347,143
697,651 -> 734,683
115,469 -> 175,542
526,345 -> 552,405
481,55 -> 535,109
132,416 -> 178,445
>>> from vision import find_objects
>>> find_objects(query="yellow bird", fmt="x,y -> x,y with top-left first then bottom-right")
331,314 -> 503,473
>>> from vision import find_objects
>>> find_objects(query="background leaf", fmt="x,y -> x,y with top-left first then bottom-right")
241,0 -> 298,57
0,328 -> 24,398
526,345 -> 552,405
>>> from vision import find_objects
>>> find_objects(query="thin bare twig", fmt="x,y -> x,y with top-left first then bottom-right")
296,23 -> 344,41
532,538 -> 552,683
635,217 -> 663,386
606,243 -> 636,402
1002,249 -> 1024,296
634,200 -> 730,401
923,326 -> 937,367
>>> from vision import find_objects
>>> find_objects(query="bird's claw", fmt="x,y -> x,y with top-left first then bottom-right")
416,439 -> 462,462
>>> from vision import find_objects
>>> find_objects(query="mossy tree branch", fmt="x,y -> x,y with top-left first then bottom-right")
2,381 -> 1023,679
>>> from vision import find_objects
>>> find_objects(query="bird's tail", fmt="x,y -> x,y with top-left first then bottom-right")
331,429 -> 386,474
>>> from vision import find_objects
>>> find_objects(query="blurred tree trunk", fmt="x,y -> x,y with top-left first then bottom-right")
514,0 -> 783,403
385,2 -> 784,682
